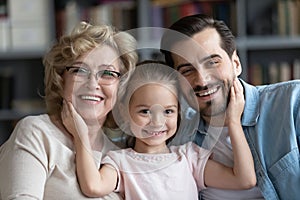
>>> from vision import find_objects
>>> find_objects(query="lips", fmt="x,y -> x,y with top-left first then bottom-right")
195,86 -> 219,97
80,95 -> 103,102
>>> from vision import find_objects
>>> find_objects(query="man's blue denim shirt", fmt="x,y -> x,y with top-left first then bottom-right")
195,79 -> 300,200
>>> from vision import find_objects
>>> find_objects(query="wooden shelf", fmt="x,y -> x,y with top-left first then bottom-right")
237,36 -> 300,50
0,49 -> 47,59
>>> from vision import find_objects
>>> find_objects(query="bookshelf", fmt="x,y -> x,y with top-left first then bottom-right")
0,0 -> 55,144
236,0 -> 300,84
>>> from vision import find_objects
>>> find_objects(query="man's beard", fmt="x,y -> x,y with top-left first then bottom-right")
196,80 -> 231,118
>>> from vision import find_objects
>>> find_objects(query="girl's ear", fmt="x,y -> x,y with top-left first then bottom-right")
232,50 -> 242,76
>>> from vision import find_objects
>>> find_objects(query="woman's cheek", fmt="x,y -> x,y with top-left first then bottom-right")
108,84 -> 119,106
63,83 -> 75,103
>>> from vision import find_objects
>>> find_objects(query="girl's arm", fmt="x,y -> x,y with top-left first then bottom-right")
204,79 -> 256,189
74,139 -> 118,197
62,101 -> 118,197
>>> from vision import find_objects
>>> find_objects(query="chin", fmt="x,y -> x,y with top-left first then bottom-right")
80,111 -> 103,121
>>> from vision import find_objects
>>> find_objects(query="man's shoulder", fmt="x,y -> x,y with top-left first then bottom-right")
242,79 -> 300,98
258,80 -> 300,92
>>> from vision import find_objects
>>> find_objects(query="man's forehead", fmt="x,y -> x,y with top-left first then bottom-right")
171,40 -> 223,65
171,41 -> 210,65
170,28 -> 221,59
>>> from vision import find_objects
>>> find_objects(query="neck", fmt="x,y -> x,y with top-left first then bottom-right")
134,140 -> 170,154
202,112 -> 227,127
49,114 -> 70,135
49,113 -> 105,150
85,119 -> 105,149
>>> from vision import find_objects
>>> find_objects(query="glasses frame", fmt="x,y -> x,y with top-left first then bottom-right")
65,66 -> 121,85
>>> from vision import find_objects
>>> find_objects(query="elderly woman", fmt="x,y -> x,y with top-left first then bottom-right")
0,22 -> 137,199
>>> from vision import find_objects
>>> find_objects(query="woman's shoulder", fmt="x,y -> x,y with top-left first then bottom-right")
0,114 -> 54,157
17,114 -> 51,127
7,114 -> 58,146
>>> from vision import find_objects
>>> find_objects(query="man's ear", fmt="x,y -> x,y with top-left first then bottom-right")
232,50 -> 242,76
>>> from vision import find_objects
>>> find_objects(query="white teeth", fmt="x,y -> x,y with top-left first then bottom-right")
81,95 -> 101,101
197,88 -> 218,97
149,131 -> 164,136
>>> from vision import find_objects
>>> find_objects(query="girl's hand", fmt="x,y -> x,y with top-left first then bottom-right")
226,78 -> 245,125
61,100 -> 88,143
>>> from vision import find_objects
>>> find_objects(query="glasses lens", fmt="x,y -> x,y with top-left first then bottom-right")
66,67 -> 120,84
98,70 -> 120,85
66,66 -> 89,82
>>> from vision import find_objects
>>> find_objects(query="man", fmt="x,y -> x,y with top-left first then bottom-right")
160,14 -> 300,200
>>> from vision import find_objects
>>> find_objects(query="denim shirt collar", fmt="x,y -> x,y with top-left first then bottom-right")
239,79 -> 260,127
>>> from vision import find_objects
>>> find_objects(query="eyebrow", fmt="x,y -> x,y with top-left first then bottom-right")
71,61 -> 87,66
71,62 -> 115,69
176,54 -> 222,70
135,104 -> 178,109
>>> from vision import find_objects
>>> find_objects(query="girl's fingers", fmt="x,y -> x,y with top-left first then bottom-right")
233,79 -> 244,101
230,85 -> 236,100
234,78 -> 243,93
63,100 -> 75,117
66,101 -> 74,116
61,100 -> 67,118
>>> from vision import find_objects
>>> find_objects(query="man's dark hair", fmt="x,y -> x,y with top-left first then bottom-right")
160,14 -> 236,68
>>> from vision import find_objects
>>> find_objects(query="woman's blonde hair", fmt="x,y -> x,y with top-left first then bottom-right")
43,21 -> 138,126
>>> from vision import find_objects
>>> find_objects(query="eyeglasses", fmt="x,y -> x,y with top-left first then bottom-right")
65,66 -> 121,85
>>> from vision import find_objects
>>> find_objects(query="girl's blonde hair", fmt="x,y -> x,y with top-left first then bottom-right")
43,21 -> 138,127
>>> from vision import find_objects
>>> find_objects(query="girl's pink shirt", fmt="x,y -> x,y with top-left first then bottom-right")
102,142 -> 211,199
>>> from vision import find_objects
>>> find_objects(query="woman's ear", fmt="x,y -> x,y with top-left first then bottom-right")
232,50 -> 242,76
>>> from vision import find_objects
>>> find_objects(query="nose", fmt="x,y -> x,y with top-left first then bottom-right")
87,73 -> 100,89
149,104 -> 166,127
150,112 -> 165,126
193,65 -> 211,86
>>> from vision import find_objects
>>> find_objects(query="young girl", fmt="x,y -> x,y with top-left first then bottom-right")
63,62 -> 256,199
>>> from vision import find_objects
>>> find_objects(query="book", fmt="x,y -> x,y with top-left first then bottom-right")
277,0 -> 288,35
293,59 -> 300,79
277,0 -> 300,36
0,18 -> 9,50
90,4 -> 111,25
249,63 -> 263,85
287,0 -> 299,36
179,2 -> 198,17
0,72 -> 14,109
151,4 -> 164,40
279,62 -> 291,82
268,62 -> 279,83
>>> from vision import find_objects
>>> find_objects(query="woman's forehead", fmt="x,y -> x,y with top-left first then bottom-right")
76,45 -> 120,67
